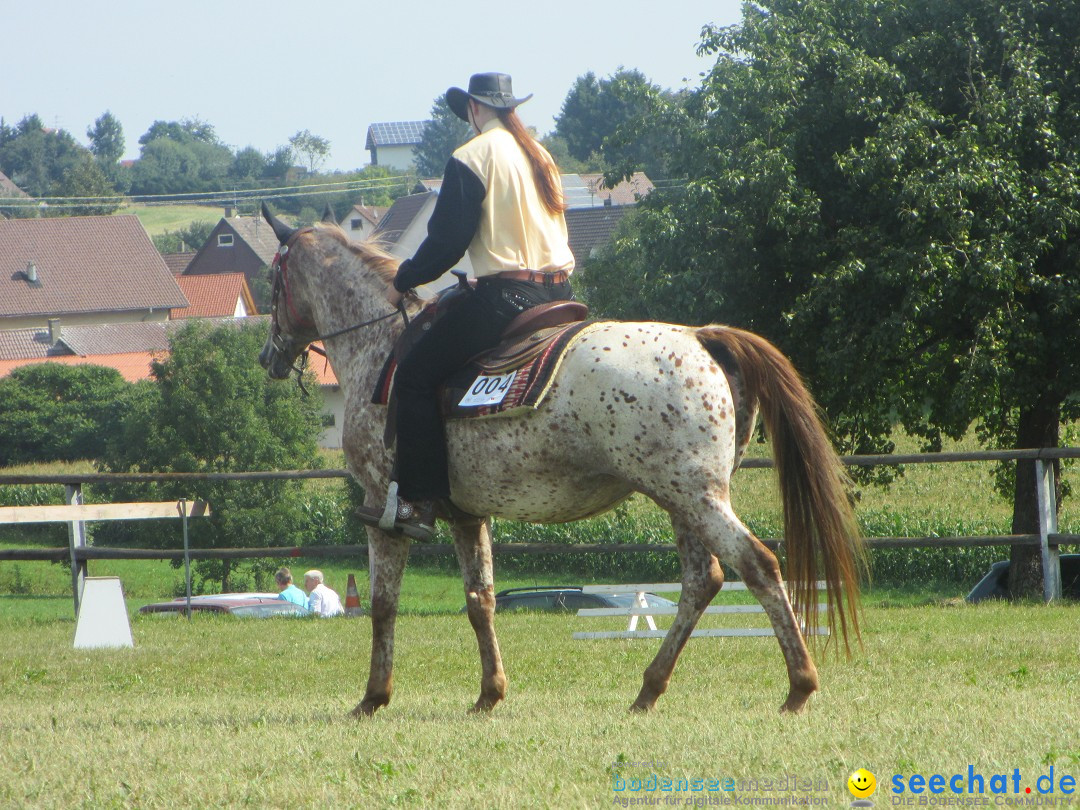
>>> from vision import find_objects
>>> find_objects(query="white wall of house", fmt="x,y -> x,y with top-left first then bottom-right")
372,144 -> 417,170
0,308 -> 172,332
318,385 -> 345,449
385,196 -> 474,297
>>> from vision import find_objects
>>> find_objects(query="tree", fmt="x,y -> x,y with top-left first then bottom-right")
86,111 -> 124,166
289,130 -> 331,174
586,0 -> 1080,597
230,146 -> 267,181
50,153 -> 123,215
97,321 -> 325,592
0,364 -> 137,465
0,114 -> 85,199
414,97 -> 472,178
130,118 -> 234,194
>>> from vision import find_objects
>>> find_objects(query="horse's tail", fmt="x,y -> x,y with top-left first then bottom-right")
697,325 -> 865,651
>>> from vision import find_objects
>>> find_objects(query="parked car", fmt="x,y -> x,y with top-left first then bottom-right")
965,554 -> 1080,602
138,593 -> 310,618
464,586 -> 677,613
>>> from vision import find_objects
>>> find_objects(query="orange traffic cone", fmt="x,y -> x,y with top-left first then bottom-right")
344,573 -> 363,616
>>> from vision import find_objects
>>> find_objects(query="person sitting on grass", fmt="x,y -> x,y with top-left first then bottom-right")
303,570 -> 344,617
274,567 -> 307,609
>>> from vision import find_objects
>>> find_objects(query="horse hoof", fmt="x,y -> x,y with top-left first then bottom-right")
629,701 -> 655,714
468,697 -> 500,714
351,698 -> 386,718
779,695 -> 811,714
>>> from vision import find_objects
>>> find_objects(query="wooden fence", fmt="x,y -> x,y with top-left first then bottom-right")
1,448 -> 1077,613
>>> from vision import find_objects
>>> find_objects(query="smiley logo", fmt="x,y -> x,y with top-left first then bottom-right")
848,768 -> 877,799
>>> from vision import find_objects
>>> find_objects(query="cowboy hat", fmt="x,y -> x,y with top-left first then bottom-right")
446,72 -> 533,121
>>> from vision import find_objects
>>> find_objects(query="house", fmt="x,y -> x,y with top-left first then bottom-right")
161,251 -> 196,275
0,215 -> 188,331
365,121 -> 428,170
578,172 -> 655,206
181,215 -> 280,287
339,204 -> 385,240
0,317 -> 345,449
0,169 -> 30,200
368,191 -> 459,295
564,206 -> 633,268
172,273 -> 257,319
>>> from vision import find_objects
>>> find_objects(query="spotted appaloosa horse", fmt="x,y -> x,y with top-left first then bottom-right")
258,206 -> 863,717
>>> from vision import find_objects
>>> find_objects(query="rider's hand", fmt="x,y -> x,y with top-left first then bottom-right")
385,285 -> 404,308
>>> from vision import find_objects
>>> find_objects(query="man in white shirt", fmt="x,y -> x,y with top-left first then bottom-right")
303,570 -> 344,617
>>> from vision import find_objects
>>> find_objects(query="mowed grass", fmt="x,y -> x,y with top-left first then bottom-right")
116,203 -> 224,236
2,602 -> 1077,808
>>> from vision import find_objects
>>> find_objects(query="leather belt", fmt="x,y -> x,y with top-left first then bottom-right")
490,269 -> 570,284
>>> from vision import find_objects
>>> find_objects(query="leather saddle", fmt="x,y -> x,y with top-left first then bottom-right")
371,275 -> 589,438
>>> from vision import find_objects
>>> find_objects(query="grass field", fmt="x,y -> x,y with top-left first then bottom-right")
2,600 -> 1077,808
116,203 -> 224,236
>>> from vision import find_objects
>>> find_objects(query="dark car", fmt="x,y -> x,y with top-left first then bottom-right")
476,586 -> 677,613
138,593 -> 311,618
965,554 -> 1080,602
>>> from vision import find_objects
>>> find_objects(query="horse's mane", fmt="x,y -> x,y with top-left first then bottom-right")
312,221 -> 400,285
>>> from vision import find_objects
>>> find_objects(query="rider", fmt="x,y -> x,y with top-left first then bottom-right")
356,72 -> 576,540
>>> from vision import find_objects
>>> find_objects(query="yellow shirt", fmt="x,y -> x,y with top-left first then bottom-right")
452,119 -> 575,277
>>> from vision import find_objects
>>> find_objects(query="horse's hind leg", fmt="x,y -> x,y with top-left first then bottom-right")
687,497 -> 819,714
632,521 -> 725,712
451,516 -> 507,713
352,530 -> 411,718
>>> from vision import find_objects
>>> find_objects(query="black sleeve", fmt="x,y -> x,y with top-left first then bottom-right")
393,157 -> 486,292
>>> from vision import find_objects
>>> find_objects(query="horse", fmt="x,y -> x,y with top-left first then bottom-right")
257,205 -> 863,717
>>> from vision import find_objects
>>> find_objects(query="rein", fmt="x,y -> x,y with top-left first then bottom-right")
268,229 -> 409,394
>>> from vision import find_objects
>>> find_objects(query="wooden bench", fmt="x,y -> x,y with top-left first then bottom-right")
571,581 -> 828,640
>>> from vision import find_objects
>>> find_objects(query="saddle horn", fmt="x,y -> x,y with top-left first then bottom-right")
261,202 -> 298,246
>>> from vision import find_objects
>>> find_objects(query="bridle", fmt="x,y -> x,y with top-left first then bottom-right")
267,228 -> 409,393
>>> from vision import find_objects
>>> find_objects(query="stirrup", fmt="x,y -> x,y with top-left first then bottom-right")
378,482 -> 400,532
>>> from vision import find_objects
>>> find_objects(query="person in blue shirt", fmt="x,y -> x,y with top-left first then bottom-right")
274,567 -> 307,608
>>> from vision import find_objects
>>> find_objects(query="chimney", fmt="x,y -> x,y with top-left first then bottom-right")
48,318 -> 61,346
224,205 -> 234,218
26,261 -> 38,283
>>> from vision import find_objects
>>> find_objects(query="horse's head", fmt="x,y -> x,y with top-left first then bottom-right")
258,203 -> 321,380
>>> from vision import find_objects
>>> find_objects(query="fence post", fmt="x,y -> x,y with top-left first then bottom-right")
1035,458 -> 1062,602
181,499 -> 192,619
65,484 -> 87,616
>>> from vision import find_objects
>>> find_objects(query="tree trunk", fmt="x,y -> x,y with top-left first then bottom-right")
1009,396 -> 1061,599
221,557 -> 232,593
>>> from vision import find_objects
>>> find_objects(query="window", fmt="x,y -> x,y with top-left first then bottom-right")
217,234 -> 234,247
350,219 -> 363,230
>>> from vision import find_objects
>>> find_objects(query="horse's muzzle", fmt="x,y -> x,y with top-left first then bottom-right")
259,335 -> 294,380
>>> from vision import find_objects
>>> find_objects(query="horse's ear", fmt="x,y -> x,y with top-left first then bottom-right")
321,203 -> 337,224
261,202 -> 297,246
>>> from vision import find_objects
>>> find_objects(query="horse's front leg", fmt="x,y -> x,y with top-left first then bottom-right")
352,529 -> 410,718
451,516 -> 507,713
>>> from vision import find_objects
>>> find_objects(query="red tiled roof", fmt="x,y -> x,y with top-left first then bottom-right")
0,215 -> 189,319
0,170 -> 29,198
172,273 -> 256,319
0,316 -> 339,386
0,352 -> 161,383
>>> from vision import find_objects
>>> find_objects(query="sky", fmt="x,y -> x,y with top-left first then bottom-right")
3,0 -> 743,173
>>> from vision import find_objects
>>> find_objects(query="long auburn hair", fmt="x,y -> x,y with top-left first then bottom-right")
497,108 -> 566,215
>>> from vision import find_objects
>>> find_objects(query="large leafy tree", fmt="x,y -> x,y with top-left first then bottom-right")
130,117 -> 234,194
0,114 -> 85,199
414,96 -> 472,178
86,111 -> 124,166
554,69 -> 682,178
586,0 -> 1080,596
98,321 -> 325,592
0,365 -> 137,465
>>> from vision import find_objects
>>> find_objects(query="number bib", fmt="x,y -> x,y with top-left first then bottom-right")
457,370 -> 518,407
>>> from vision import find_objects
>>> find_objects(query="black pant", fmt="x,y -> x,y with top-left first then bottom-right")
394,277 -> 574,501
